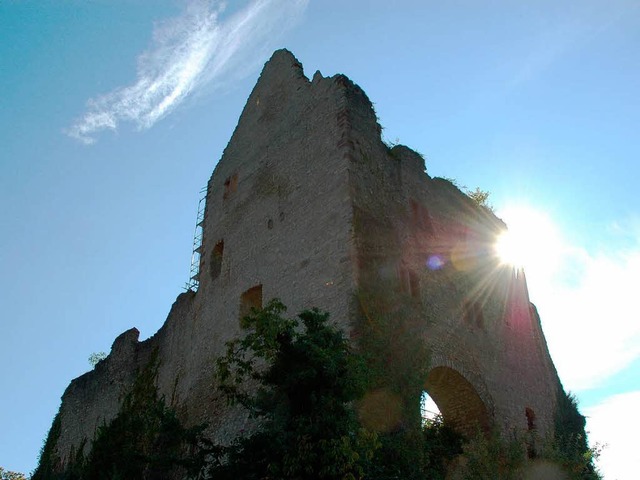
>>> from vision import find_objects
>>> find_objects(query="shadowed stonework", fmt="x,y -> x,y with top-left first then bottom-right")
47,49 -> 562,469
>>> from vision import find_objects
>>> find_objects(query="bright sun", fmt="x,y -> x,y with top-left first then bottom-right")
495,206 -> 563,275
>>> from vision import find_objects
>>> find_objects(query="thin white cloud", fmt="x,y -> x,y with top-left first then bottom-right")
525,223 -> 640,392
584,391 -> 640,480
66,0 -> 309,144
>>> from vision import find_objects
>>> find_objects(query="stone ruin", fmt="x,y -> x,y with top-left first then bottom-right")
47,49 -> 562,469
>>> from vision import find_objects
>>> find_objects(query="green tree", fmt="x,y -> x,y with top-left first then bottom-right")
88,352 -> 107,367
466,187 -> 493,211
211,299 -> 379,480
0,467 -> 28,480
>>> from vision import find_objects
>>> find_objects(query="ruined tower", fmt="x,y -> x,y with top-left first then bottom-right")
47,49 -> 562,469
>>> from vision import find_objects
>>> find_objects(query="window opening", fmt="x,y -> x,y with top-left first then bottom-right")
525,407 -> 537,458
525,407 -> 536,431
223,173 -> 238,199
424,366 -> 491,438
210,240 -> 224,280
420,391 -> 441,425
239,285 -> 263,321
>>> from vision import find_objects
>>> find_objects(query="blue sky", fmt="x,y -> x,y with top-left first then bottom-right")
1,1 -> 638,477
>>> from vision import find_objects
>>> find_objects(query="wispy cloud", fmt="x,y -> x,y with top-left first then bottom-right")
66,0 -> 309,144
526,221 -> 640,392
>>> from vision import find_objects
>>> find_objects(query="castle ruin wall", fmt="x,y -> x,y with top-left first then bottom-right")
50,49 -> 562,468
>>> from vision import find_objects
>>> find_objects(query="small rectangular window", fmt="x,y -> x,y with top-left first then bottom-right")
210,240 -> 224,280
223,173 -> 238,199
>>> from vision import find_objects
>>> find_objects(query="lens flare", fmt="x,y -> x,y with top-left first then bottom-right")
495,206 -> 563,277
496,230 -> 527,267
427,255 -> 445,270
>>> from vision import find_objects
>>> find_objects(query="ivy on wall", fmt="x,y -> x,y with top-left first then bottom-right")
355,278 -> 439,479
31,414 -> 62,480
545,387 -> 601,479
32,351 -> 211,480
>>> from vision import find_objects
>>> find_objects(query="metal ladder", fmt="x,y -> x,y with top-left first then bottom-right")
185,187 -> 207,292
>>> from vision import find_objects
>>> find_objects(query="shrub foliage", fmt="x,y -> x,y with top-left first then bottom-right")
32,351 -> 210,480
32,300 -> 601,479
211,299 -> 378,480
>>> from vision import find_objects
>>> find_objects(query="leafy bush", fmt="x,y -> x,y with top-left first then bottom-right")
545,388 -> 602,479
456,429 -> 525,480
88,352 -> 107,367
212,299 -> 379,479
421,415 -> 464,479
212,298 -> 466,479
0,467 -> 28,480
466,187 -> 493,211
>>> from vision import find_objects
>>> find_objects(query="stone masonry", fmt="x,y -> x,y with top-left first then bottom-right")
50,49 -> 562,467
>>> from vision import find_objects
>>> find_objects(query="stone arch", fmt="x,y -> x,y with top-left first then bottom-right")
423,364 -> 492,438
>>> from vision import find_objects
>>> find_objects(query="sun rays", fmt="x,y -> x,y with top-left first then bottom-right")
495,206 -> 563,278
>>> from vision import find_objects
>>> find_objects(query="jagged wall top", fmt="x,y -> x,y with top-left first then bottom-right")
213,49 -> 385,180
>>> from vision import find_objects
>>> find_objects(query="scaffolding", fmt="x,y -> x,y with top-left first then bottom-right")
185,187 -> 207,292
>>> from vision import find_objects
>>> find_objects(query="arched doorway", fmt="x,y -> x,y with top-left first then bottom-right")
423,366 -> 491,438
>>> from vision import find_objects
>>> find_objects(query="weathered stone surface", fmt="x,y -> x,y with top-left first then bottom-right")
51,49 -> 561,466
